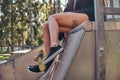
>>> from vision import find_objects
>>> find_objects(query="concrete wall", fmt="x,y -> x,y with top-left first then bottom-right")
0,46 -> 44,80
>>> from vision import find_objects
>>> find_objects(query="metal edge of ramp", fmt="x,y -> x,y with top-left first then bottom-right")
52,22 -> 86,80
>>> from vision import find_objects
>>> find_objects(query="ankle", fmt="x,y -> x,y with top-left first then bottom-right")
47,44 -> 61,58
51,43 -> 58,47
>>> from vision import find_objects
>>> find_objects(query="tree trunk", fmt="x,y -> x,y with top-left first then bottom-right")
55,0 -> 61,13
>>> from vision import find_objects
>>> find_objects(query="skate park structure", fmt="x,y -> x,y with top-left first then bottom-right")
0,0 -> 120,80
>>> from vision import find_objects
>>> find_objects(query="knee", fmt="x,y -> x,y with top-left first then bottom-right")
48,15 -> 55,21
42,22 -> 49,37
83,14 -> 89,20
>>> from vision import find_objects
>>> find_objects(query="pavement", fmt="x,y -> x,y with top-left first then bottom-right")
0,60 -> 7,64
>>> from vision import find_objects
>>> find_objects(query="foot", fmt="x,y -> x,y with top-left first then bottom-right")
34,50 -> 44,61
28,63 -> 46,73
43,45 -> 63,64
28,65 -> 41,73
28,45 -> 63,73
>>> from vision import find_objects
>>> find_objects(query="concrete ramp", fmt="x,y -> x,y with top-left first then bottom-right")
0,46 -> 44,80
0,21 -> 120,80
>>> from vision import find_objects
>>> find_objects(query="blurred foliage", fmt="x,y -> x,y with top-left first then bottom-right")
0,56 -> 9,60
0,49 -> 11,54
0,0 -> 57,51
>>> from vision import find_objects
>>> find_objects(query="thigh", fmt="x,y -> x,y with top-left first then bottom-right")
51,12 -> 88,28
43,21 -> 72,33
59,26 -> 72,33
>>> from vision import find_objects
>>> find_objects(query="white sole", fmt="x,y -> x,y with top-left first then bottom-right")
27,66 -> 45,73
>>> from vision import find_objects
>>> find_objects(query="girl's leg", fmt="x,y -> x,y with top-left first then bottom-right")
42,21 -> 50,56
48,12 -> 88,47
42,25 -> 73,72
44,12 -> 88,72
28,12 -> 88,73
43,12 -> 86,55
42,21 -> 72,56
48,16 -> 59,47
28,24 -> 74,72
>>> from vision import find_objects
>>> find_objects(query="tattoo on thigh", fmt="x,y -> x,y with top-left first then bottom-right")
72,19 -> 78,28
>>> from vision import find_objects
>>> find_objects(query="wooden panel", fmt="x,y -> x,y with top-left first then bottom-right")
64,30 -> 120,80
94,0 -> 105,79
105,31 -> 120,80
104,22 -> 120,30
105,7 -> 120,15
65,31 -> 95,80
92,22 -> 120,30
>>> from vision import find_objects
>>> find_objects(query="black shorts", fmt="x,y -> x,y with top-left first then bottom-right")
75,7 -> 95,21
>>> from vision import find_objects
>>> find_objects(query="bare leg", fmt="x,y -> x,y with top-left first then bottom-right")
28,12 -> 85,72
42,21 -> 72,55
42,21 -> 50,56
48,16 -> 59,47
48,12 -> 88,47
28,16 -> 78,72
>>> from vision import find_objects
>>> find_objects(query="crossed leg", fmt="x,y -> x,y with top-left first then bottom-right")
42,21 -> 72,56
28,12 -> 88,73
43,12 -> 88,55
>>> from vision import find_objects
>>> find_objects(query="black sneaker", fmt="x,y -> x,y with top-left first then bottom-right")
28,63 -> 46,73
28,65 -> 40,73
59,32 -> 64,41
28,45 -> 63,73
34,50 -> 44,61
43,45 -> 63,64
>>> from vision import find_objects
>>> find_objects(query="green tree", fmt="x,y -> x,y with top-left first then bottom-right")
0,0 -> 56,52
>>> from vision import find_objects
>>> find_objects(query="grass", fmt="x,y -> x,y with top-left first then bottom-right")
0,50 -> 11,60
0,56 -> 9,60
